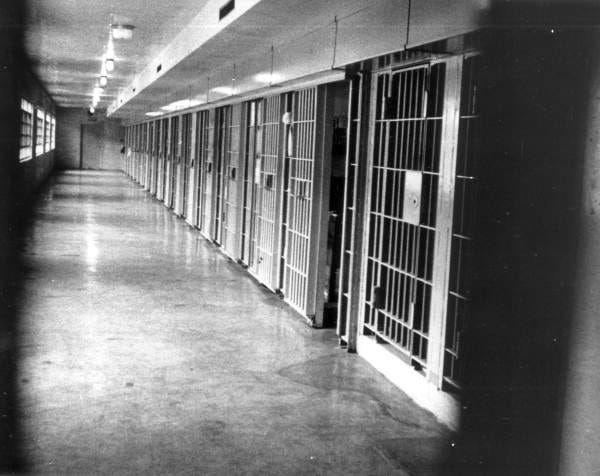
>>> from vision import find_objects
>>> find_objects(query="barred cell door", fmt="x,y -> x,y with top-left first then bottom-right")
213,107 -> 230,244
240,100 -> 258,266
160,118 -> 169,201
181,113 -> 192,217
200,110 -> 215,238
249,95 -> 281,287
221,103 -> 241,257
194,110 -> 208,230
280,87 -> 318,315
169,116 -> 180,209
362,60 -> 453,374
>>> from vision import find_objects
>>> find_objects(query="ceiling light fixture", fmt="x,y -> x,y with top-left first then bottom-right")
99,75 -> 108,87
105,35 -> 115,71
210,86 -> 235,96
160,98 -> 204,112
111,23 -> 134,40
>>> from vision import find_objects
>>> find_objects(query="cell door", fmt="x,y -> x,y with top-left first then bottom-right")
170,116 -> 180,208
181,113 -> 192,216
194,110 -> 209,230
362,61 -> 449,373
148,121 -> 155,192
280,87 -> 318,315
200,110 -> 215,238
250,95 -> 281,287
160,118 -> 169,200
213,107 -> 230,244
151,120 -> 159,195
221,103 -> 242,258
240,101 -> 258,266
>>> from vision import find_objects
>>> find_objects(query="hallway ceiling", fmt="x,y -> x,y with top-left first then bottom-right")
25,0 -> 210,109
24,0 -> 370,120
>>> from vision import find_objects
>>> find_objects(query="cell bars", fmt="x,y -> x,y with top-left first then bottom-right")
252,95 -> 281,287
213,106 -> 229,243
193,110 -> 209,230
149,121 -> 158,195
181,113 -> 193,216
363,63 -> 446,370
201,110 -> 216,238
281,87 -> 317,314
240,100 -> 259,266
168,116 -> 180,208
443,54 -> 480,391
158,118 -> 169,201
221,103 -> 242,257
337,73 -> 365,342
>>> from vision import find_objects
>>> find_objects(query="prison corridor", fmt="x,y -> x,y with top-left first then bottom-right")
16,170 -> 451,475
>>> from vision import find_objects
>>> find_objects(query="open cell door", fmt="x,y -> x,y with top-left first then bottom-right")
278,85 -> 334,326
353,54 -> 477,390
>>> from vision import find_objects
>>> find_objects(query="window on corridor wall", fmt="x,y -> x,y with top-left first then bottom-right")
35,109 -> 45,156
51,116 -> 56,150
44,112 -> 51,152
19,99 -> 34,161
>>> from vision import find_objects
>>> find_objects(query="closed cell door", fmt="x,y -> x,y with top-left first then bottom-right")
221,103 -> 241,257
160,118 -> 169,200
213,107 -> 229,244
200,110 -> 215,238
247,95 -> 281,287
362,61 -> 450,373
170,116 -> 180,208
240,101 -> 258,266
256,95 -> 281,286
194,110 -> 208,230
181,113 -> 192,216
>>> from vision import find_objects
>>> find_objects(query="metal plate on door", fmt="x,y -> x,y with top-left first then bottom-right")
403,170 -> 422,225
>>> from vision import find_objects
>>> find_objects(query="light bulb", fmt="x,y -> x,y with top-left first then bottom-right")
89,106 -> 95,114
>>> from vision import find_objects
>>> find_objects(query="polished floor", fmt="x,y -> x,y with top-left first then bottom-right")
18,170 -> 451,475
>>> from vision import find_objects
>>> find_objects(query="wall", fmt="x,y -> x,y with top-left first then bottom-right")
449,3 -> 600,474
56,108 -> 122,170
81,119 -> 122,170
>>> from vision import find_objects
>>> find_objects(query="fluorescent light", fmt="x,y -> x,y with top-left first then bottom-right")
145,111 -> 164,117
211,86 -> 234,95
254,72 -> 283,84
111,24 -> 134,40
99,75 -> 107,87
106,59 -> 114,72
160,98 -> 204,112
106,38 -> 115,59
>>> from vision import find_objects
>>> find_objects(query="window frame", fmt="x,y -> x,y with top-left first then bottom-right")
35,108 -> 45,156
19,99 -> 34,162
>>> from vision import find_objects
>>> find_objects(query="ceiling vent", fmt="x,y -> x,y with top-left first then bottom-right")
219,0 -> 235,20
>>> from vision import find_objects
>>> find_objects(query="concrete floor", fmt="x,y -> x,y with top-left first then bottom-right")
17,170 -> 452,475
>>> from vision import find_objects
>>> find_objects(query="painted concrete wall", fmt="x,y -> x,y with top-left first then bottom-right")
452,4 -> 600,474
559,28 -> 600,476
81,119 -> 122,170
56,108 -> 123,170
